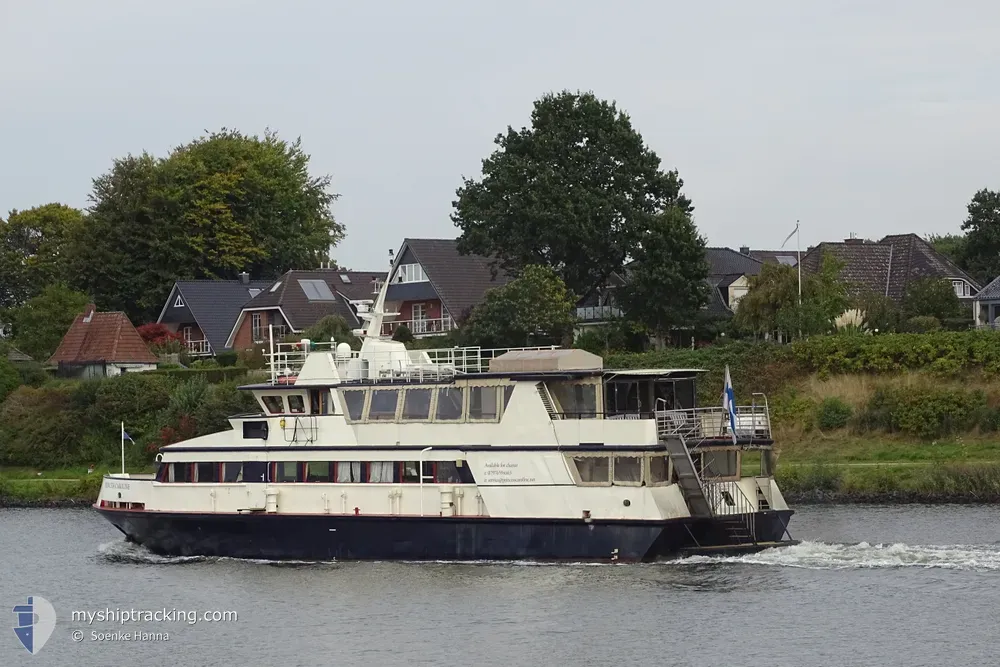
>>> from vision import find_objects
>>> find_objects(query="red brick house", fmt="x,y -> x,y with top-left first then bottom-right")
382,238 -> 509,337
48,305 -> 158,378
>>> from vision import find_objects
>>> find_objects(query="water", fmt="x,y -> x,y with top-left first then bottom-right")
1,505 -> 998,666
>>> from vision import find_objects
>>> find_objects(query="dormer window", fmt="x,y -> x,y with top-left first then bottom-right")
174,296 -> 184,307
395,264 -> 428,283
953,280 -> 971,297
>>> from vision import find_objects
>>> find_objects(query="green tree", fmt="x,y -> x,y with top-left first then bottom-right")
452,90 -> 691,301
927,232 -> 967,269
734,253 -> 847,337
616,208 -> 708,344
11,284 -> 91,361
854,290 -> 902,333
69,129 -> 343,322
299,315 -> 360,349
0,357 -> 19,403
901,277 -> 963,325
463,265 -> 577,347
961,188 -> 1000,283
0,203 -> 85,309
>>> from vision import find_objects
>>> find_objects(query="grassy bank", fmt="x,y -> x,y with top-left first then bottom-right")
0,466 -> 150,507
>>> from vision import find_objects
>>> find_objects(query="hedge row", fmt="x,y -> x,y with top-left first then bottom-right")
148,367 -> 249,383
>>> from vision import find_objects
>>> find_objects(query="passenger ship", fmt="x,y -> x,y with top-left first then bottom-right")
95,282 -> 795,562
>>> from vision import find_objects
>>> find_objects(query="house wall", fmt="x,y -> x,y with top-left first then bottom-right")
727,275 -> 750,310
398,299 -> 444,322
232,309 -> 289,350
107,362 -> 157,375
162,322 -> 205,340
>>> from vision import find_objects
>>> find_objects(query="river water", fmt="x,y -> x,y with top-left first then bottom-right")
1,504 -> 998,667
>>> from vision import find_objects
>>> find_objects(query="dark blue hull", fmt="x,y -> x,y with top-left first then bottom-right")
97,508 -> 794,561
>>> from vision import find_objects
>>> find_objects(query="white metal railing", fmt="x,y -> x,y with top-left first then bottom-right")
654,405 -> 771,442
575,305 -> 623,322
185,339 -> 212,356
382,317 -> 455,337
265,340 -> 560,384
702,480 -> 757,541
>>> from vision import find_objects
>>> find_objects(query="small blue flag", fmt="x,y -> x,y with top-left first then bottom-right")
123,430 -> 134,443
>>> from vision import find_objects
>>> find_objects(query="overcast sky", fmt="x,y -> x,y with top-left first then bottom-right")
2,1 -> 999,271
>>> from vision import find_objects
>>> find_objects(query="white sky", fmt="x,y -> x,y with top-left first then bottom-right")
2,0 -> 999,270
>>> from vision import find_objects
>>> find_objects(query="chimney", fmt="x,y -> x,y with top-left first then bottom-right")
238,271 -> 250,285
739,246 -> 750,255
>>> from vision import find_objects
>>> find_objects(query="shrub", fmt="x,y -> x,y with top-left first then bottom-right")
15,361 -> 48,387
906,315 -> 941,333
215,350 -> 239,367
816,397 -> 852,430
392,324 -> 414,344
854,384 -> 985,438
136,323 -> 182,346
237,345 -> 267,370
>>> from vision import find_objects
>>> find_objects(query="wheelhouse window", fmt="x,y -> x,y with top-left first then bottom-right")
550,382 -> 598,417
402,388 -> 432,420
435,387 -> 464,421
342,390 -> 366,421
502,385 -> 514,412
275,461 -> 300,483
287,395 -> 306,414
305,462 -> 334,482
368,390 -> 399,420
613,456 -> 643,484
401,461 -> 421,483
469,386 -> 498,420
261,395 -> 284,414
195,462 -> 219,483
572,455 -> 610,485
222,462 -> 243,482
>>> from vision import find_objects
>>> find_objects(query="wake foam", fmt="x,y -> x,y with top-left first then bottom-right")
674,540 -> 1000,571
96,541 -> 330,567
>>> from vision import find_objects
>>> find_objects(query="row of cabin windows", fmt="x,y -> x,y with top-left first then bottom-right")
157,460 -> 476,484
569,450 -> 740,486
342,385 -> 514,423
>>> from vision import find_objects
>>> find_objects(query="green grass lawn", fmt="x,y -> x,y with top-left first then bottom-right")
775,434 -> 1000,465
0,465 -> 156,502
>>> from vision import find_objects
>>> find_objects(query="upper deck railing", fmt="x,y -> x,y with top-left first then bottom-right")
654,404 -> 771,443
265,340 -> 560,385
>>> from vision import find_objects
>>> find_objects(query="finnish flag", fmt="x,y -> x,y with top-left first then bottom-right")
723,365 -> 737,444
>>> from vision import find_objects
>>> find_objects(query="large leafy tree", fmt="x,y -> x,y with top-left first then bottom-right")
0,203 -> 85,309
452,90 -> 691,301
927,232 -> 967,269
734,253 -> 848,338
11,284 -> 91,361
69,129 -> 343,322
961,188 -> 1000,283
463,265 -> 577,347
617,208 -> 708,342
901,277 -> 963,324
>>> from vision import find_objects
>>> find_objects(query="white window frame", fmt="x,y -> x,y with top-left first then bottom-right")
182,326 -> 192,342
953,280 -> 965,297
174,296 -> 184,307
396,263 -> 428,284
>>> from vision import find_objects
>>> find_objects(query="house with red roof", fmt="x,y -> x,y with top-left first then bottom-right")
47,305 -> 158,378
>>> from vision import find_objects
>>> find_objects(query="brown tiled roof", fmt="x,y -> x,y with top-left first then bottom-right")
800,234 -> 980,301
237,270 -> 376,332
402,239 -> 511,318
47,306 -> 158,365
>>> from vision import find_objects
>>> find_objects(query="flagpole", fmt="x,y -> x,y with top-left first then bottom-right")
796,220 -> 802,305
121,421 -> 125,475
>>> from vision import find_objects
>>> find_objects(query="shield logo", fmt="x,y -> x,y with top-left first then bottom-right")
12,596 -> 57,655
